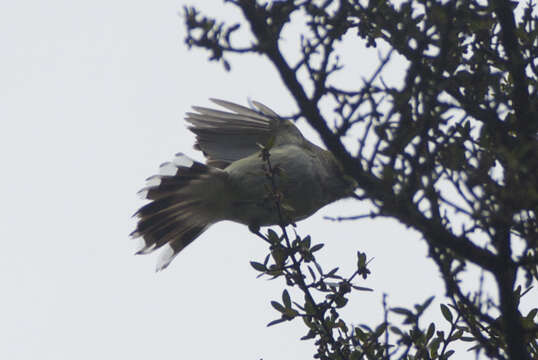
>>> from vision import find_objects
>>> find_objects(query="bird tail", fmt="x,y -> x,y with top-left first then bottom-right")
131,153 -> 228,271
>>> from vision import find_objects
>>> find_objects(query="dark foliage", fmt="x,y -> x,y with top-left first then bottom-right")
183,1 -> 538,359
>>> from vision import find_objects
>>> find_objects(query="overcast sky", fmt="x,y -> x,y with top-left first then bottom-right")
1,1 -> 535,360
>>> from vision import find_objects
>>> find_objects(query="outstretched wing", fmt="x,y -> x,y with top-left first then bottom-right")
185,99 -> 305,168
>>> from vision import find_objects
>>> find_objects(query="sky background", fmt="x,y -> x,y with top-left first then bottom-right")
1,1 -> 535,360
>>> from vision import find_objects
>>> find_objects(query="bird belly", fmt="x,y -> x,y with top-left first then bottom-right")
223,146 -> 325,226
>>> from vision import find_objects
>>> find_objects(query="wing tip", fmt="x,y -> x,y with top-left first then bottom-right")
251,100 -> 280,118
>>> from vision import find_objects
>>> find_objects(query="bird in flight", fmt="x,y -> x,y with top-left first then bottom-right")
132,99 -> 356,270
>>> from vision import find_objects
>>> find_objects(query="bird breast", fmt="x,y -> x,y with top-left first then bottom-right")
223,144 -> 329,226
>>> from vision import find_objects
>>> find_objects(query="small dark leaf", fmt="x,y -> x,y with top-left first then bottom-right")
460,336 -> 475,342
429,337 -> 442,354
421,296 -> 435,311
391,307 -> 413,316
282,289 -> 291,308
293,301 -> 304,310
426,323 -> 435,340
222,59 -> 231,72
449,329 -> 463,341
467,344 -> 482,351
271,300 -> 285,313
440,304 -> 453,323
339,282 -> 351,294
373,323 -> 388,338
326,267 -> 339,278
350,284 -> 374,292
300,329 -> 316,340
304,299 -> 316,315
272,246 -> 287,267
266,266 -> 283,277
250,261 -> 266,272
303,235 -> 311,248
334,295 -> 348,308
307,266 -> 317,281
337,319 -> 348,332
310,243 -> 324,253
267,229 -> 280,244
357,251 -> 367,267
267,318 -> 286,327
526,308 -> 537,321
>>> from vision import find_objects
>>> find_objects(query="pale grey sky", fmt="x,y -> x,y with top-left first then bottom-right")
1,1 -> 533,360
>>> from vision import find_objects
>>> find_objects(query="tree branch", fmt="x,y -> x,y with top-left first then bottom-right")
492,0 -> 532,134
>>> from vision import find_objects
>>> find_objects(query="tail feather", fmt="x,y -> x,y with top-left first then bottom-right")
132,153 -> 228,270
155,224 -> 209,271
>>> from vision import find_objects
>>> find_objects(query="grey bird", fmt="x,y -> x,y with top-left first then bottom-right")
131,99 -> 357,270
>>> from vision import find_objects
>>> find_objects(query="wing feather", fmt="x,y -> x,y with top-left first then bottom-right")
185,99 -> 304,168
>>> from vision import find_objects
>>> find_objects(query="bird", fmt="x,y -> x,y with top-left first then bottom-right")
131,99 -> 357,271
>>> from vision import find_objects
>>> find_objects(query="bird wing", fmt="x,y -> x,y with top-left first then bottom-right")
185,99 -> 305,168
